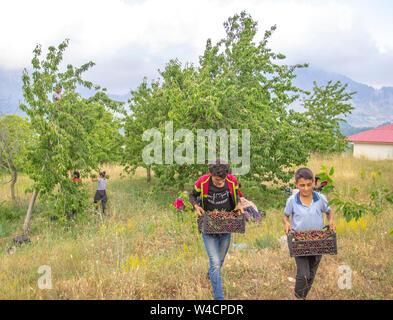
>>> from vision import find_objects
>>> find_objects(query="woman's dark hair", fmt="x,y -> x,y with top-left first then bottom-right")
209,159 -> 230,179
73,171 -> 80,179
295,167 -> 314,182
99,171 -> 106,177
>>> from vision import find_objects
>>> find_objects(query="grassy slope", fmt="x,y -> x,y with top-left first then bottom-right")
0,155 -> 392,300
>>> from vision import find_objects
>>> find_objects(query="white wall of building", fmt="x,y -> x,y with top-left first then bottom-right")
353,142 -> 393,160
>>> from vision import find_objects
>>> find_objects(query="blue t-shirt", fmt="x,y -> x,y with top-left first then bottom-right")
284,191 -> 331,232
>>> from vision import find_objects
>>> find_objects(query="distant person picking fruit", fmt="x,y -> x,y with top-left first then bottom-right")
52,85 -> 62,102
92,171 -> 108,215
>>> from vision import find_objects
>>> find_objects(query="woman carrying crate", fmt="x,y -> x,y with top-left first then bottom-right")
189,159 -> 244,300
283,168 -> 336,299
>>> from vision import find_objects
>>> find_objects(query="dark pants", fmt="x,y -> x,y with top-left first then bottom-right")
94,190 -> 107,213
294,255 -> 322,299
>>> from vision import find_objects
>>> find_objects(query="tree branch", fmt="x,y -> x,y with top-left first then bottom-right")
370,190 -> 393,206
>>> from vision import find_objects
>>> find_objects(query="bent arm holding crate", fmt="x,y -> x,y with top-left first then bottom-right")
189,189 -> 205,216
326,211 -> 335,232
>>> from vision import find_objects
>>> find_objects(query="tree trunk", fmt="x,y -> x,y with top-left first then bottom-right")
147,166 -> 151,183
10,164 -> 17,202
24,189 -> 39,235
23,164 -> 46,234
10,171 -> 16,202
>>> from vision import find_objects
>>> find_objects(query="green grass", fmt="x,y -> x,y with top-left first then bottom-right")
0,201 -> 27,238
254,234 -> 280,250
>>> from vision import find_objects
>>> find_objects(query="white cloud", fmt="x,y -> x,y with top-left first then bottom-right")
1,0 -> 227,67
1,0 -> 392,93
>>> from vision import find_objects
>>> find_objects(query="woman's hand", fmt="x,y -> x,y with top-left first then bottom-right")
194,204 -> 205,217
234,203 -> 244,214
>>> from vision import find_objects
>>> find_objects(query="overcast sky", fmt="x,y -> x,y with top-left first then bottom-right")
1,0 -> 392,94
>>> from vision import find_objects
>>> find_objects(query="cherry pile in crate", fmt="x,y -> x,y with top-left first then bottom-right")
197,210 -> 245,234
287,228 -> 337,257
293,229 -> 333,241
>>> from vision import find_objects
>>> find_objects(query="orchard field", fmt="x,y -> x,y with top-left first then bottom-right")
0,12 -> 392,301
0,154 -> 392,300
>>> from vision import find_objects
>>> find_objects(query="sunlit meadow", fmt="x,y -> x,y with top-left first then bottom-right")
0,155 -> 392,299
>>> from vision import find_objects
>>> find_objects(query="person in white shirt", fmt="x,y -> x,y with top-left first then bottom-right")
92,171 -> 108,214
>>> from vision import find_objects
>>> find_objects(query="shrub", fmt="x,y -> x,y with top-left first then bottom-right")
254,234 -> 280,250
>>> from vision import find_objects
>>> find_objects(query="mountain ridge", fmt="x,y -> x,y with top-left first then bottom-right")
293,68 -> 393,127
1,67 -> 392,129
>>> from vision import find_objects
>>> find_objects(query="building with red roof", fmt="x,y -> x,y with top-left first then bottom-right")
347,123 -> 393,160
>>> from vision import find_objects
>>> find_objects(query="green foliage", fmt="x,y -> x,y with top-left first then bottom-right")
254,234 -> 279,250
241,182 -> 286,210
0,201 -> 27,237
0,115 -> 35,173
123,12 -> 355,190
0,201 -> 25,222
169,191 -> 199,234
92,109 -> 124,165
46,180 -> 95,219
315,165 -> 335,194
329,170 -> 393,222
0,115 -> 36,201
125,12 -> 309,188
302,80 -> 355,153
19,39 -> 122,218
329,197 -> 368,222
123,78 -> 166,180
314,165 -> 388,223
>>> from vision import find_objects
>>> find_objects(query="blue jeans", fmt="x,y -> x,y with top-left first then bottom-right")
202,233 -> 231,300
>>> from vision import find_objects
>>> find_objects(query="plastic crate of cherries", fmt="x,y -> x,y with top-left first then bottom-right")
197,210 -> 245,234
287,226 -> 337,257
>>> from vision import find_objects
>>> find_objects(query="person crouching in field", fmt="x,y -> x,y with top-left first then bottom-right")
92,171 -> 108,215
189,159 -> 244,300
283,168 -> 335,299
